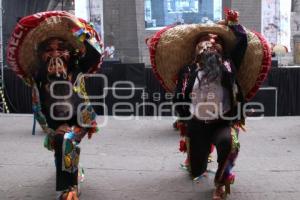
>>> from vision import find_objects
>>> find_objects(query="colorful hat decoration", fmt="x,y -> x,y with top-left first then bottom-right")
147,10 -> 272,101
7,11 -> 104,86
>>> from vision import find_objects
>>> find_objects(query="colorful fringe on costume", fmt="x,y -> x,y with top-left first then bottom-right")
215,127 -> 240,193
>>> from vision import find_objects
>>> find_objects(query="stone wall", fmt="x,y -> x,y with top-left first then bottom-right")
103,0 -> 140,63
104,0 -> 264,65
291,0 -> 300,64
231,0 -> 262,32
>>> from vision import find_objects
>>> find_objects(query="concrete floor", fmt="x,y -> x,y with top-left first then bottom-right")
0,114 -> 300,200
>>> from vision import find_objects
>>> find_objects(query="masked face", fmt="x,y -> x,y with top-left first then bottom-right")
40,38 -> 71,79
194,34 -> 224,82
194,34 -> 224,66
37,38 -> 83,129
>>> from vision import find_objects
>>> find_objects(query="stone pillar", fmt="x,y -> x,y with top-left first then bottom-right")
231,0 -> 262,32
291,0 -> 300,64
103,0 -> 140,62
151,0 -> 165,27
292,0 -> 300,12
199,0 -> 214,19
294,35 -> 300,64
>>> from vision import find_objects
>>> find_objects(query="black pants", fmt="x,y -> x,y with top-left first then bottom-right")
187,118 -> 239,184
54,134 -> 79,191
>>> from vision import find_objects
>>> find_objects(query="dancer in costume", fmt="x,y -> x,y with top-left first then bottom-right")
7,11 -> 104,199
177,119 -> 214,169
147,9 -> 271,200
174,31 -> 245,200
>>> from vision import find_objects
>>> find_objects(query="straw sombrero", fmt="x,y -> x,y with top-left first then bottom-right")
147,19 -> 271,101
7,11 -> 104,86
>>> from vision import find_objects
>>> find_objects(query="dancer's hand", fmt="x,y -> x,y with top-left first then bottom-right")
56,124 -> 71,135
216,20 -> 227,26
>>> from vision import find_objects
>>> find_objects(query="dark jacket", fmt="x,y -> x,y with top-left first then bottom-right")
173,24 -> 247,125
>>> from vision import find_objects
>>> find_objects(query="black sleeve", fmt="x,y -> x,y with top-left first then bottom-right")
173,65 -> 191,118
173,67 -> 187,102
78,40 -> 102,73
229,24 -> 248,71
221,66 -> 235,89
227,25 -> 248,105
234,81 -> 246,124
227,25 -> 248,124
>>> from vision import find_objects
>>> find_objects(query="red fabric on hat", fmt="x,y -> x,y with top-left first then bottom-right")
147,25 -> 176,92
7,11 -> 74,80
179,139 -> 187,153
7,11 -> 104,81
245,32 -> 272,101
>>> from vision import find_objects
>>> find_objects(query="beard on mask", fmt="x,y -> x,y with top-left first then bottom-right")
37,37 -> 75,80
197,51 -> 223,83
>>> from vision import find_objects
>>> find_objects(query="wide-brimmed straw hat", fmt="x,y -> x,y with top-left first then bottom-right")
7,11 -> 104,86
147,15 -> 271,101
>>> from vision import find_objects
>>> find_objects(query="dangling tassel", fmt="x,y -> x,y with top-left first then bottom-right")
224,173 -> 235,195
179,139 -> 187,153
47,57 -> 68,79
178,122 -> 187,137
